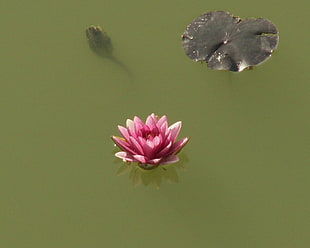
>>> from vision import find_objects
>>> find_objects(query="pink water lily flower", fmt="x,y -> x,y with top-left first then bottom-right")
112,113 -> 189,170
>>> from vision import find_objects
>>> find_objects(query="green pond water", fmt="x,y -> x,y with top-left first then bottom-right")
1,0 -> 309,247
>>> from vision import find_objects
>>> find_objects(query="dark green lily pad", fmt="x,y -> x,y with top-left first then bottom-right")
181,11 -> 279,72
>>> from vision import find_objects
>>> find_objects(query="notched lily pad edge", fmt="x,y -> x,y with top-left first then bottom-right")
181,10 -> 279,72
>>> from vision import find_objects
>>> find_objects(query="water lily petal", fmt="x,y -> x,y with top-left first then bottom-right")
146,113 -> 157,127
168,137 -> 189,155
157,115 -> 167,128
143,135 -> 162,158
118,125 -> 130,141
160,155 -> 179,165
137,136 -> 146,147
112,136 -> 137,155
115,151 -> 135,162
142,140 -> 155,158
168,121 -> 182,142
128,136 -> 144,155
133,116 -> 145,135
126,119 -> 134,131
156,133 -> 164,146
132,154 -> 147,164
162,131 -> 172,147
157,141 -> 173,157
159,119 -> 168,134
146,139 -> 155,149
147,158 -> 162,165
152,136 -> 161,147
125,119 -> 138,138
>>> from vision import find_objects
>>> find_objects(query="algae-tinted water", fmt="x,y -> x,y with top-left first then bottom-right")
0,1 -> 309,248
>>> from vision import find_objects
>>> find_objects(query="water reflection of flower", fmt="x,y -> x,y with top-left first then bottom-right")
115,158 -> 188,188
111,113 -> 189,187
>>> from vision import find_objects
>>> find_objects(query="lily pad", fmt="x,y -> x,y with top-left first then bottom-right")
181,11 -> 279,72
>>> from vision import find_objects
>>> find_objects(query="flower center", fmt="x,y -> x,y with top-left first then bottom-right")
140,127 -> 159,140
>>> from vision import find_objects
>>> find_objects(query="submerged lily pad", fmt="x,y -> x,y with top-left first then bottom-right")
181,11 -> 279,72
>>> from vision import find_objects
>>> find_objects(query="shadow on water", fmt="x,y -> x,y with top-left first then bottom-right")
93,56 -> 134,84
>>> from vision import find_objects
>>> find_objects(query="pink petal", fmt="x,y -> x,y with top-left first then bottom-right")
128,136 -> 144,155
159,120 -> 168,135
162,130 -> 172,147
111,136 -> 136,155
115,151 -> 134,162
157,115 -> 167,128
152,136 -> 161,147
146,114 -> 157,130
156,141 -> 173,157
126,119 -> 134,131
155,133 -> 164,148
147,158 -> 162,165
146,139 -> 155,149
133,116 -> 145,134
111,136 -> 125,146
160,155 -> 179,165
143,135 -> 161,158
168,137 -> 189,155
142,141 -> 154,158
150,113 -> 158,122
132,154 -> 147,164
126,123 -> 138,139
164,125 -> 171,138
168,121 -> 182,142
118,125 -> 130,141
126,127 -> 137,139
137,136 -> 146,147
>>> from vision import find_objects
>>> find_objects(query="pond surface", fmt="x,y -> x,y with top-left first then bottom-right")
0,0 -> 309,247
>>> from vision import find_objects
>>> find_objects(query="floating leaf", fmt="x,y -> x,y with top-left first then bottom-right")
182,11 -> 279,72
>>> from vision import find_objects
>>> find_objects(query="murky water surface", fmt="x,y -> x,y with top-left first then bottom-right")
0,0 -> 309,247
